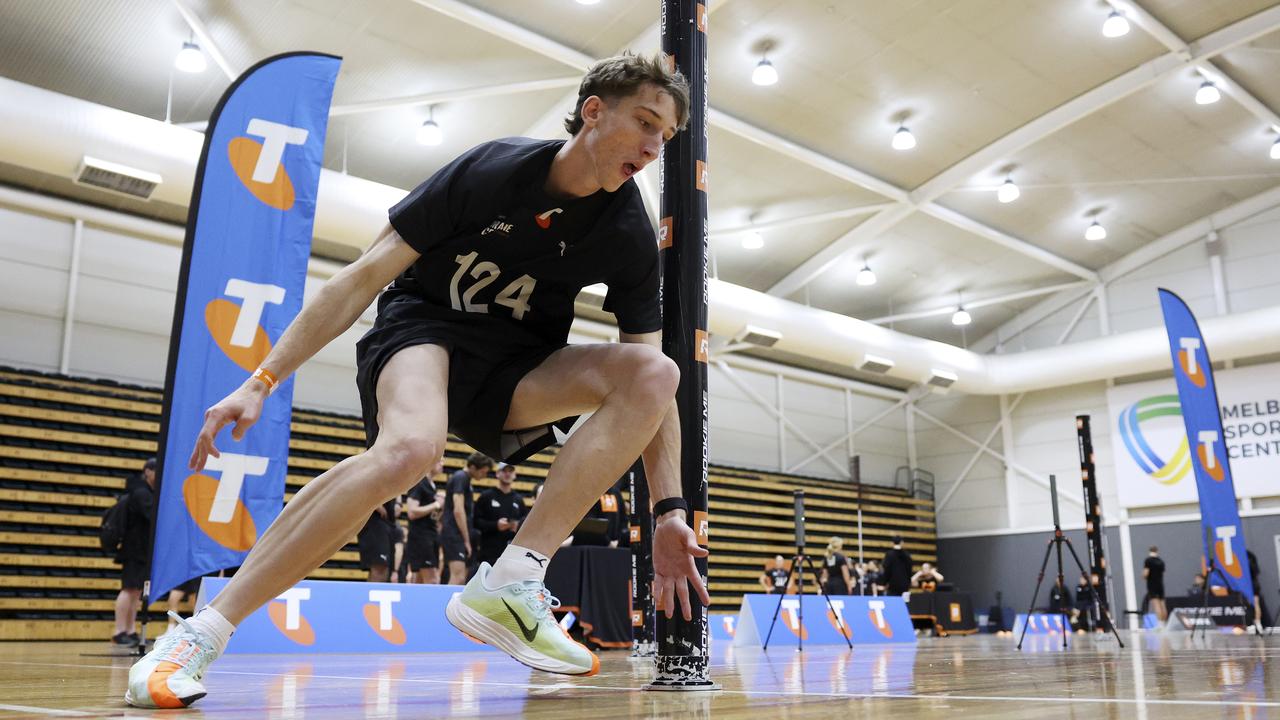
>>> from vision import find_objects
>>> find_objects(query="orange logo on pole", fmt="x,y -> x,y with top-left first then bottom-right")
228,138 -> 297,210
694,329 -> 709,363
659,217 -> 673,250
695,160 -> 708,192
182,473 -> 258,551
693,510 -> 709,546
363,603 -> 408,645
629,525 -> 641,544
697,3 -> 707,32
205,298 -> 273,373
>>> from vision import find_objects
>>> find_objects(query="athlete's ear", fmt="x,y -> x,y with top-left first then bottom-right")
580,95 -> 605,128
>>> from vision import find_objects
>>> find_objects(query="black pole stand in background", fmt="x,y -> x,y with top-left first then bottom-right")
1017,475 -> 1124,650
1192,525 -> 1256,640
762,491 -> 853,652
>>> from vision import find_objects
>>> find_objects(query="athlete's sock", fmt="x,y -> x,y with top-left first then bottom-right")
186,605 -> 235,655
486,545 -> 551,589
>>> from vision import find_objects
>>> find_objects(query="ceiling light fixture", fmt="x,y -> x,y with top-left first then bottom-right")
1270,138 -> 1280,160
741,230 -> 764,250
997,177 -> 1020,203
752,57 -> 778,86
1102,10 -> 1130,38
174,41 -> 207,74
951,306 -> 972,326
1195,80 -> 1221,105
576,0 -> 601,4
856,264 -> 877,286
891,125 -> 916,151
417,107 -> 442,146
1085,220 -> 1107,241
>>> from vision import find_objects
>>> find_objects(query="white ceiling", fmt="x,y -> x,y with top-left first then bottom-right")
0,0 -> 1278,348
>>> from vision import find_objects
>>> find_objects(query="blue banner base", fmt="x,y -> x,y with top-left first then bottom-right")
196,577 -> 494,654
731,593 -> 915,646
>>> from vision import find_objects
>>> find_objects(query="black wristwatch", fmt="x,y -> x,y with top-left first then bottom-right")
653,497 -> 689,517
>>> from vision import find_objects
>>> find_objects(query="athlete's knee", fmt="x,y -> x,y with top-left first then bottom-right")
366,434 -> 443,489
618,344 -> 679,411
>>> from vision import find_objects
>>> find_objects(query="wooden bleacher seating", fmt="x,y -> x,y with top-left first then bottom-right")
0,365 -> 936,639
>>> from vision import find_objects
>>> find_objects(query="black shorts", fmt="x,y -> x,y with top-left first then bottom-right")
357,518 -> 396,570
440,530 -> 469,563
1147,584 -> 1165,600
355,298 -> 576,463
121,559 -> 148,591
173,576 -> 202,596
406,530 -> 439,571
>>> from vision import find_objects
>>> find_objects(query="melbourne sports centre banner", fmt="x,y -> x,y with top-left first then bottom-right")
150,53 -> 341,599
1108,360 -> 1280,509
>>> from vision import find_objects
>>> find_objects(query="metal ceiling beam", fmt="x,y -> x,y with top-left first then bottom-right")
920,204 -> 1098,281
909,4 -> 1280,205
172,0 -> 238,81
971,182 -> 1280,351
408,0 -> 1088,298
329,77 -> 582,116
768,204 -> 916,298
1115,0 -> 1280,129
867,281 -> 1092,325
709,203 -> 894,238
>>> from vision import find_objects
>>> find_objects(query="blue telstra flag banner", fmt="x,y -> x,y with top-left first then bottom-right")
1157,288 -> 1254,601
149,53 -> 341,599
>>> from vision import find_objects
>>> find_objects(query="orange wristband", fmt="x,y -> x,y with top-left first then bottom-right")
251,367 -> 279,394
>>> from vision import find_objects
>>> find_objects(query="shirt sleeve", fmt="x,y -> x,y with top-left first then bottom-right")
603,231 -> 662,335
473,490 -> 498,532
388,143 -> 486,254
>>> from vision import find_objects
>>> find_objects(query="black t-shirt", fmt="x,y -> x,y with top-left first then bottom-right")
824,552 -> 849,594
882,548 -> 913,592
120,483 -> 154,561
766,567 -> 789,591
473,487 -> 526,547
442,470 -> 474,537
406,477 -> 439,536
385,137 -> 661,347
1144,556 -> 1165,587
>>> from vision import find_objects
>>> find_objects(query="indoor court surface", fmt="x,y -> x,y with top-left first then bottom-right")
0,632 -> 1276,718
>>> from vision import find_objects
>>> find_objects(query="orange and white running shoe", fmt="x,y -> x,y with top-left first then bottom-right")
124,611 -> 217,708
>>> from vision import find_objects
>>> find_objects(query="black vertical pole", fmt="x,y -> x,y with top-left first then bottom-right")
1077,415 -> 1112,630
649,0 -> 715,691
629,461 -> 656,656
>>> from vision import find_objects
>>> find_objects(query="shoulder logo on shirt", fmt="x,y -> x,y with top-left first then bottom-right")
535,208 -> 563,229
481,216 -> 515,237
491,500 -> 500,507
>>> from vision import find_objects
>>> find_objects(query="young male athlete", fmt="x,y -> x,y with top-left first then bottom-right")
126,53 -> 710,708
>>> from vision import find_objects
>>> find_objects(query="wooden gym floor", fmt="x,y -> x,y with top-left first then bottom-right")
0,631 -> 1275,718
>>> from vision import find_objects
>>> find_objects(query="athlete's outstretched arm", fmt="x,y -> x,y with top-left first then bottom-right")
189,225 -> 421,471
620,330 -> 712,620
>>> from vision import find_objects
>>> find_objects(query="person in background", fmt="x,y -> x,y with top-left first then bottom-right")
760,555 -> 790,594
911,562 -> 944,591
356,495 -> 399,583
822,537 -> 852,596
1187,573 -> 1206,597
405,462 -> 446,584
473,463 -> 528,567
164,575 -> 203,633
1048,577 -> 1073,614
441,453 -> 492,584
1143,546 -> 1167,622
881,536 -> 913,597
113,457 -> 156,646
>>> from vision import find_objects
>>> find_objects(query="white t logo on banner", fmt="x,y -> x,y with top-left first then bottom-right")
223,279 -> 286,347
1216,525 -> 1237,565
276,587 -> 310,630
1179,337 -> 1201,375
1198,430 -> 1220,470
204,453 -> 270,523
368,590 -> 401,631
245,118 -> 309,183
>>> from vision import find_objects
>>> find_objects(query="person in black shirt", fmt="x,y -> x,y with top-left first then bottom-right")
140,54 -> 701,704
405,460 -> 446,584
822,537 -> 852,596
881,536 -> 914,596
473,463 -> 528,566
441,453 -> 492,584
1143,546 -> 1167,622
114,457 -> 155,646
760,555 -> 791,595
358,496 -> 399,583
1048,578 -> 1073,613
575,477 -> 626,547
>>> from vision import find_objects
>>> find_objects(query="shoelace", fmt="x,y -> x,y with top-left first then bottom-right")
512,582 -> 561,621
154,611 -> 214,680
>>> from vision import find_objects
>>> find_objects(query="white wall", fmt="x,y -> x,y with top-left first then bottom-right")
0,196 -> 908,481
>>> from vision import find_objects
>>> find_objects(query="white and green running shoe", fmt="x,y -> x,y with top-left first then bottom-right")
446,563 -> 599,676
124,611 -> 218,708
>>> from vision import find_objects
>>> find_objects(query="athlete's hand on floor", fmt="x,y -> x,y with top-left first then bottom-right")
652,513 -> 711,621
189,380 -> 268,471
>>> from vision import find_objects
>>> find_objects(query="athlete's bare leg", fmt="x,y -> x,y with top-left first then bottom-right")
415,567 -> 440,584
504,342 -> 679,557
208,345 -> 449,625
